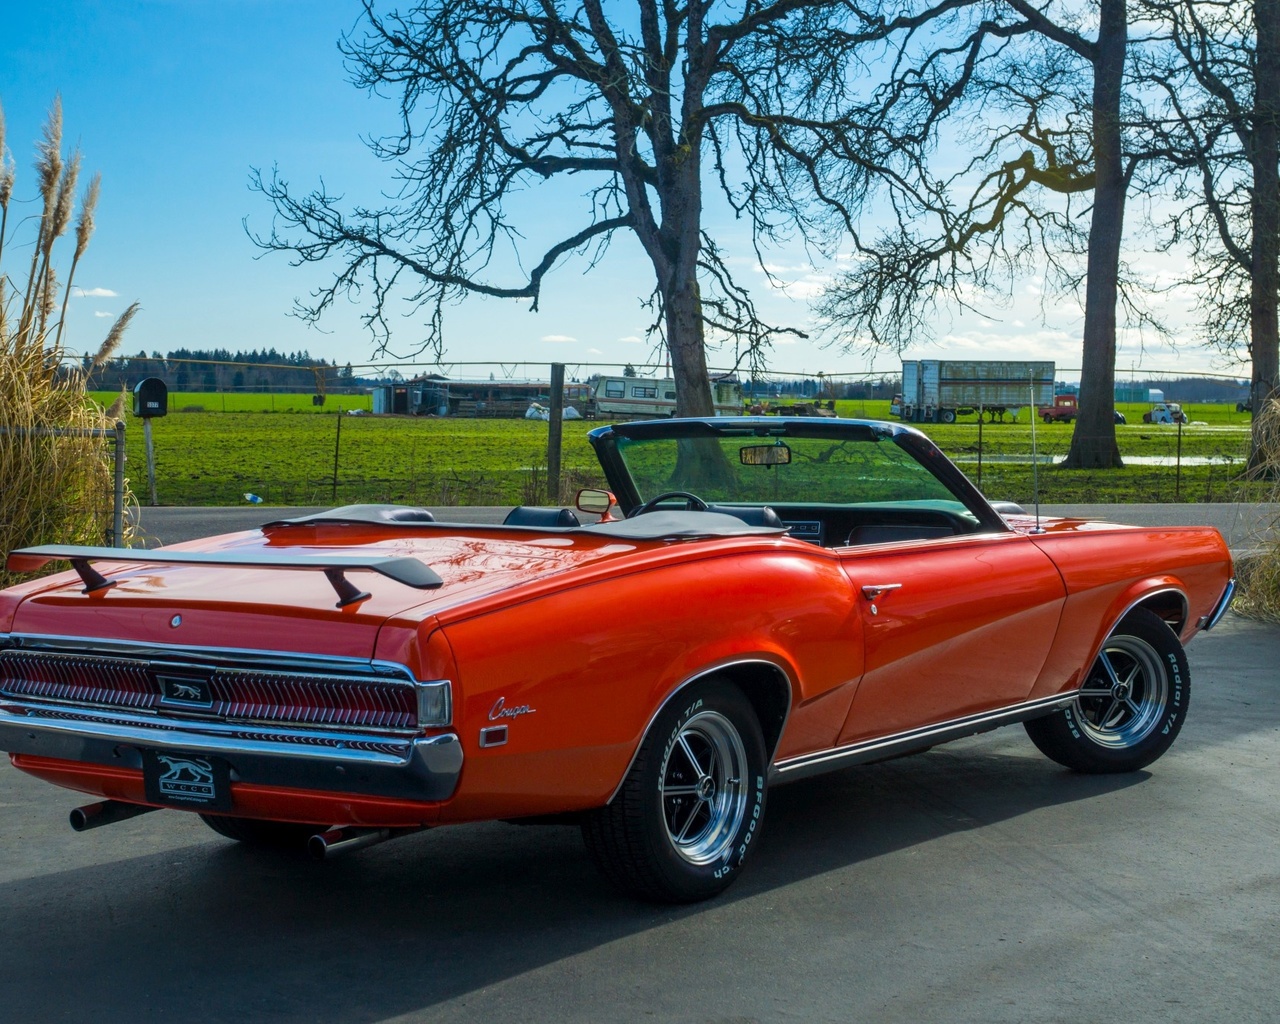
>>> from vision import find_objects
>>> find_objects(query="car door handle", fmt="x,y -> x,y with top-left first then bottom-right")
861,583 -> 903,601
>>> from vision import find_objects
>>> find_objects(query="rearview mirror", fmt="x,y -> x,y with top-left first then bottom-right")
576,488 -> 617,516
740,443 -> 791,466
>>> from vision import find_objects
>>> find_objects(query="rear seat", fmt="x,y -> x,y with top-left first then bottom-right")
503,506 -> 581,528
846,524 -> 954,545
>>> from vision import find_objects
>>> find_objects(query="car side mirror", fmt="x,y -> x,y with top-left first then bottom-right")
576,488 -> 617,520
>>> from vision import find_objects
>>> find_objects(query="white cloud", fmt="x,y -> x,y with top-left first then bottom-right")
94,310 -> 113,318
76,287 -> 118,298
541,333 -> 577,343
618,335 -> 644,344
587,347 -> 603,355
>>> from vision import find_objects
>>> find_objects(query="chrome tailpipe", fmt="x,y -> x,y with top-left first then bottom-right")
307,825 -> 419,860
70,799 -> 160,832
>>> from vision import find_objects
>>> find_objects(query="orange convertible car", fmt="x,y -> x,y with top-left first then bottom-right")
0,417 -> 1234,902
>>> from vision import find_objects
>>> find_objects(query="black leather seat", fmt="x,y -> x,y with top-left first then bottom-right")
379,507 -> 436,523
706,504 -> 785,528
503,506 -> 581,528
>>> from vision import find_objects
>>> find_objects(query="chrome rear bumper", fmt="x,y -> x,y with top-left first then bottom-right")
1199,577 -> 1236,632
0,700 -> 462,802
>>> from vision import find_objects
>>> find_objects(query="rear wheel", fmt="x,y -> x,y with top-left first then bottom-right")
199,814 -> 326,849
1025,609 -> 1188,773
940,409 -> 957,424
582,680 -> 768,903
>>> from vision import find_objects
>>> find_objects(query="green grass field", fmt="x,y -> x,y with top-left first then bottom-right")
90,391 -> 374,414
102,394 -> 1261,507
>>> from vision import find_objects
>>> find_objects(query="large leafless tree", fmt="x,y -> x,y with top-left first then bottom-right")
252,0 -> 927,416
1137,0 -> 1279,469
817,0 -> 1135,468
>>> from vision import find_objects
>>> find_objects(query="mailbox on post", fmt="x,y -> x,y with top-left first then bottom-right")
132,378 -> 167,506
132,377 -> 168,418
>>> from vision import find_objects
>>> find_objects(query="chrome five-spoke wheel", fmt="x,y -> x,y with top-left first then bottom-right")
660,709 -> 749,866
1071,632 -> 1169,748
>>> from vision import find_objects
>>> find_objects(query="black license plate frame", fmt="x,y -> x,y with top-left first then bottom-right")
141,749 -> 232,811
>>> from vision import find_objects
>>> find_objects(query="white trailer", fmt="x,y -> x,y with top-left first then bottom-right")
586,376 -> 742,419
897,359 -> 1055,423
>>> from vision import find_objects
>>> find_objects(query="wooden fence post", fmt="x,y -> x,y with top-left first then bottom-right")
548,363 -> 565,504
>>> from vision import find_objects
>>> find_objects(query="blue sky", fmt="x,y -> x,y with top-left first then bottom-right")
1,1 -> 1219,383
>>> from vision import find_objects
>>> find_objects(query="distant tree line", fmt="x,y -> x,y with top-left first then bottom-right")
83,349 -> 370,393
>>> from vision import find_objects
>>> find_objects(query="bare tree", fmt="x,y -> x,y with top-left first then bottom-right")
817,0 -> 1137,468
251,0 -> 933,416
1136,0 -> 1278,469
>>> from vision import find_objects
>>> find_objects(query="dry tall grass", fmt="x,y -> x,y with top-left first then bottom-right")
1,97 -> 138,587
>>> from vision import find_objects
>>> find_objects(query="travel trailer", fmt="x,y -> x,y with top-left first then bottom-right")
587,375 -> 742,419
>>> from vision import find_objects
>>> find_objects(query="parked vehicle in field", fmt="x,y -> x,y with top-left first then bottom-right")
1039,395 -> 1078,423
1143,402 -> 1189,425
1036,396 -> 1124,425
896,359 -> 1054,423
0,417 -> 1233,903
585,375 -> 741,419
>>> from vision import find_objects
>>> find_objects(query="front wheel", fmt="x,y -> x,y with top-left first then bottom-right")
582,680 -> 768,902
1025,609 -> 1189,773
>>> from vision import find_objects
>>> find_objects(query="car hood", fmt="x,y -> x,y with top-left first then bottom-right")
3,521 -> 711,659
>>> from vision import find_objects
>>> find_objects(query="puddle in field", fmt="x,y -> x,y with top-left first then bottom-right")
954,454 -> 1241,466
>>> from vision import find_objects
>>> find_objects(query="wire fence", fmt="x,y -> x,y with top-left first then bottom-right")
112,407 -> 1266,509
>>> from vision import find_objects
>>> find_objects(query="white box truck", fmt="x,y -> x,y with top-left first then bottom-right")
897,359 -> 1055,423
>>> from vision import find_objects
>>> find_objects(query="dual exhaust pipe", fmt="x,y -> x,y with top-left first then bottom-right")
69,799 -> 417,858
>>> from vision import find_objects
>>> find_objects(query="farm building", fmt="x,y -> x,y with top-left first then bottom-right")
373,376 -> 590,417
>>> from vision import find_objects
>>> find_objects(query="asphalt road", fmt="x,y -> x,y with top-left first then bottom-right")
8,501 -> 1277,1020
0,610 -> 1275,1022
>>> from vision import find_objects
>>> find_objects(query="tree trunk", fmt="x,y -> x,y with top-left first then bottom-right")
1062,0 -> 1126,469
667,279 -> 714,417
1251,0 -> 1280,470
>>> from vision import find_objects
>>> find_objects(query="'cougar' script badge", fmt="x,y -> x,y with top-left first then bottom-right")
489,697 -> 536,721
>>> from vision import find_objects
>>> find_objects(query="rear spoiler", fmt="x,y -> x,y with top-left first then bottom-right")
6,545 -> 443,608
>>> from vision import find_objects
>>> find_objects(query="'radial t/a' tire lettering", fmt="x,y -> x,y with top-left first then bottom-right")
1025,608 -> 1189,773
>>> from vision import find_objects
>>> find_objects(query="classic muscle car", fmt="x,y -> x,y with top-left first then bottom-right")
0,417 -> 1234,902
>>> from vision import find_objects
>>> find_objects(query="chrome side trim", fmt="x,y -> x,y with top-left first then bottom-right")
1200,578 -> 1236,631
604,658 -> 794,805
1109,586 -> 1189,640
770,691 -> 1077,784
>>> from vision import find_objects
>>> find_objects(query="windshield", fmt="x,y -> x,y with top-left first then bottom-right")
612,431 -> 970,512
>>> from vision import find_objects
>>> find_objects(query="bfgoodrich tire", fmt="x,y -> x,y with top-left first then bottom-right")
199,814 -> 326,849
1025,609 -> 1189,773
582,680 -> 768,903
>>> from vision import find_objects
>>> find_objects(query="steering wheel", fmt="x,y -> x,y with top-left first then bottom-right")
631,490 -> 711,516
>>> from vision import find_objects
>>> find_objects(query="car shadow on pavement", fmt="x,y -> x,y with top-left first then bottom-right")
0,739 -> 1144,1022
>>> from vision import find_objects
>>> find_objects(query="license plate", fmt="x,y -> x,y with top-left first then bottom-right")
142,750 -> 231,811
